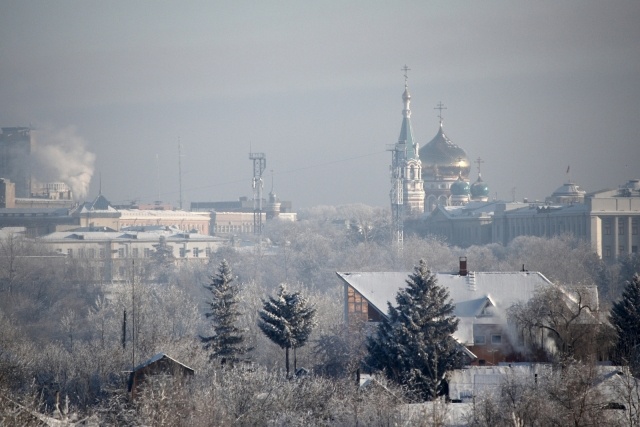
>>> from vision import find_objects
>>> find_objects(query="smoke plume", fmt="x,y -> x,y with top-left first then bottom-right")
32,126 -> 96,200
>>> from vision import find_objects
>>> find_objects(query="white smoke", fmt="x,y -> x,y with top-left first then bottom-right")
31,126 -> 96,200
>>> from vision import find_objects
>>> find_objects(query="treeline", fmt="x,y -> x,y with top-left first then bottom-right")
0,204 -> 638,425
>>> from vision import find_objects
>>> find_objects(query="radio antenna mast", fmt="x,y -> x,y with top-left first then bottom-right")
249,151 -> 266,237
178,140 -> 184,210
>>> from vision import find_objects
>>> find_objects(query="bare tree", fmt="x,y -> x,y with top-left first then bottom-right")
508,284 -> 600,360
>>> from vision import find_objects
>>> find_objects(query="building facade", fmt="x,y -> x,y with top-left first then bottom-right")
423,179 -> 640,262
0,127 -> 33,198
39,226 -> 225,283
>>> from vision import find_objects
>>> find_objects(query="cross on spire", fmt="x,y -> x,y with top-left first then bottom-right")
434,101 -> 447,124
475,157 -> 485,174
401,65 -> 410,86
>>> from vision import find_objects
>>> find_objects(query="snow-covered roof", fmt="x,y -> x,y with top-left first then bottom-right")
39,228 -> 223,243
431,200 -> 527,220
118,209 -> 209,218
132,352 -> 194,373
337,270 -> 556,345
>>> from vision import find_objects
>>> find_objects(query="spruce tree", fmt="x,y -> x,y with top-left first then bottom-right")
151,235 -> 175,283
610,273 -> 640,368
258,284 -> 316,376
201,260 -> 247,363
365,259 -> 463,401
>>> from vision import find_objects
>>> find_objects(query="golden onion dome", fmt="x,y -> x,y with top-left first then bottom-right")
419,124 -> 470,178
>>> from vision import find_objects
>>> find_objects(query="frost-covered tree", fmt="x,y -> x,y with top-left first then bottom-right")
151,235 -> 175,282
610,274 -> 640,370
201,260 -> 247,363
365,259 -> 463,401
508,284 -> 599,361
258,284 -> 316,376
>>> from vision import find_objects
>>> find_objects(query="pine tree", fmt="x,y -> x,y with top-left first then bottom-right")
610,274 -> 640,368
151,235 -> 175,282
365,259 -> 463,401
201,260 -> 247,363
258,284 -> 316,376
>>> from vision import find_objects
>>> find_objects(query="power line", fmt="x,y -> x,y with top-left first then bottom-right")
111,149 -> 387,205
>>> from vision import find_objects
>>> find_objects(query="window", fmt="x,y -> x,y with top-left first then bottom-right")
78,248 -> 85,258
605,246 -> 611,258
604,221 -> 611,235
118,248 -> 125,258
88,248 -> 96,258
474,335 -> 486,345
491,335 -> 502,345
99,248 -> 105,258
205,247 -> 212,257
619,221 -> 625,235
620,245 -> 625,254
193,247 -> 200,258
144,248 -> 151,258
67,248 -> 73,257
132,248 -> 139,258
633,220 -> 638,235
179,248 -> 186,258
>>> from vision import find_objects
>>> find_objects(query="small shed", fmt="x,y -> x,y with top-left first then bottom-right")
128,353 -> 195,398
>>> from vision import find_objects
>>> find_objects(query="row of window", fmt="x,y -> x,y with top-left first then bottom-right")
474,334 -> 502,345
119,223 -> 206,232
604,245 -> 639,258
64,246 -> 213,258
215,224 -> 253,233
603,219 -> 639,236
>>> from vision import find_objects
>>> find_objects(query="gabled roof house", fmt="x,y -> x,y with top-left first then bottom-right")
337,258 -> 598,365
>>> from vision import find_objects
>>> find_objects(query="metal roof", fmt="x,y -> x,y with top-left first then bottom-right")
337,270 -> 556,345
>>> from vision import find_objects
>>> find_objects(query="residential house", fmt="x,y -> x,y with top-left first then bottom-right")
337,258 -> 599,365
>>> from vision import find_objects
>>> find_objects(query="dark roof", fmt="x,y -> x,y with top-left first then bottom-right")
89,194 -> 113,210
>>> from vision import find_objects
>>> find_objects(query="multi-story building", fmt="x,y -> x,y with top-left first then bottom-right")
423,179 -> 640,262
191,194 -> 296,236
39,226 -> 225,283
0,127 -> 33,198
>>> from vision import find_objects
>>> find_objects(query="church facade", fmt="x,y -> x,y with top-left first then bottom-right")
390,71 -> 489,217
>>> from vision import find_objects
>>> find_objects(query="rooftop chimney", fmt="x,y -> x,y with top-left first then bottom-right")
459,256 -> 468,276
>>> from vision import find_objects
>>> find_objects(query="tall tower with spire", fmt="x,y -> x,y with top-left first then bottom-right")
396,66 -> 424,216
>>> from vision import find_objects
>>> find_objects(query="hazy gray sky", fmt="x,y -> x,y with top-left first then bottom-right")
1,1 -> 639,208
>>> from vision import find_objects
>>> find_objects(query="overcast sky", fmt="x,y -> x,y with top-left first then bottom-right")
1,1 -> 639,208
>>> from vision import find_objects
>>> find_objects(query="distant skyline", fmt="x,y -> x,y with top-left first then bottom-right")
1,1 -> 639,208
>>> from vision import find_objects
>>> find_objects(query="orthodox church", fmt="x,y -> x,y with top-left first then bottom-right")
391,69 -> 490,215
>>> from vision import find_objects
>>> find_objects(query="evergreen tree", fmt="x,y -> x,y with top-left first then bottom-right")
365,259 -> 463,401
151,235 -> 175,282
201,260 -> 247,363
258,284 -> 316,376
610,274 -> 640,369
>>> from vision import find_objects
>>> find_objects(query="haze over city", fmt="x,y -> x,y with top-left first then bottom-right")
1,1 -> 639,208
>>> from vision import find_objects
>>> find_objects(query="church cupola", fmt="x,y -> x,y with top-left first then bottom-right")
450,173 -> 470,206
470,157 -> 490,202
420,102 -> 471,211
